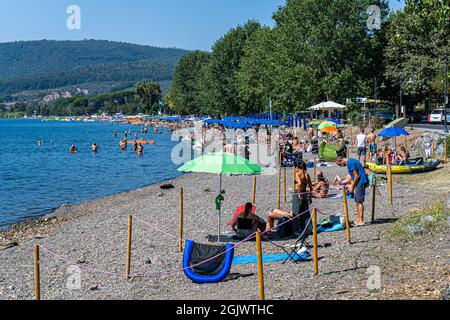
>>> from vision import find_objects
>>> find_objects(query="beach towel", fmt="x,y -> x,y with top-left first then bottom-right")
232,251 -> 310,265
317,222 -> 345,233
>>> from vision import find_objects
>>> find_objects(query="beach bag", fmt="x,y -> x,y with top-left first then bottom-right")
277,217 -> 294,238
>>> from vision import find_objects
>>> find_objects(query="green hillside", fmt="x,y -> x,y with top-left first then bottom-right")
0,40 -> 189,98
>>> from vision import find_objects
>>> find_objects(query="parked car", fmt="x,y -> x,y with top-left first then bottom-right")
429,109 -> 450,124
375,111 -> 395,124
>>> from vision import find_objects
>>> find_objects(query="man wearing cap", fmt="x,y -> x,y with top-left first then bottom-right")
336,156 -> 368,226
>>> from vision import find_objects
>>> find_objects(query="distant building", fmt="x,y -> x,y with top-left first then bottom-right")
43,92 -> 61,103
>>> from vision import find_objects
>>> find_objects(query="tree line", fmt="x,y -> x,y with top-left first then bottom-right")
166,0 -> 449,117
0,81 -> 163,117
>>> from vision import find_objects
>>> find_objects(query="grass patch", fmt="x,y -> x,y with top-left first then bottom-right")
386,202 -> 450,242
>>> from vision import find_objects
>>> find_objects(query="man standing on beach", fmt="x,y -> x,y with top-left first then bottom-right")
367,128 -> 377,162
355,127 -> 367,166
336,156 -> 368,226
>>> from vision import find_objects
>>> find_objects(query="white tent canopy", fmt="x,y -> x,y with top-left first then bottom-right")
309,101 -> 347,111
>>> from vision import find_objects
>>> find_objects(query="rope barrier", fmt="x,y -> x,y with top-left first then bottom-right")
133,216 -> 181,242
36,208 -> 313,281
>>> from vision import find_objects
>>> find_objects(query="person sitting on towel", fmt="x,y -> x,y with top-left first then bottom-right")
311,171 -> 330,198
231,202 -> 266,234
331,174 -> 352,189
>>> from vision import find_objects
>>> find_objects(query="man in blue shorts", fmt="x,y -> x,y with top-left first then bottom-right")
336,156 -> 368,226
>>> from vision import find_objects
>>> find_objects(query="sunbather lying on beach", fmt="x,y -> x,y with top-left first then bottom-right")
331,174 -> 352,189
265,209 -> 293,232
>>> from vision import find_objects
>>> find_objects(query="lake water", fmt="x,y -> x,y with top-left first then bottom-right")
0,119 -> 182,230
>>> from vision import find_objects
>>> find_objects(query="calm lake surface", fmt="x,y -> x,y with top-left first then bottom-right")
0,119 -> 182,230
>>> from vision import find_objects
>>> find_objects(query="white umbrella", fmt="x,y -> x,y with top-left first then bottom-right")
309,101 -> 348,111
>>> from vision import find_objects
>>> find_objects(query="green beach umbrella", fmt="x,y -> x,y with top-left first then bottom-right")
178,152 -> 261,241
307,120 -> 324,127
318,121 -> 337,130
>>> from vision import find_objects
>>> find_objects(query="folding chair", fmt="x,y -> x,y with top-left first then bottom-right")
281,218 -> 313,264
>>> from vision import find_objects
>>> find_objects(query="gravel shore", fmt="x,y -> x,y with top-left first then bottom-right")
0,163 -> 448,300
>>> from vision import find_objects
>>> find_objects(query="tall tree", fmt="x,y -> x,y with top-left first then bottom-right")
384,0 -> 449,107
270,0 -> 389,110
134,81 -> 162,114
169,50 -> 210,115
201,20 -> 263,117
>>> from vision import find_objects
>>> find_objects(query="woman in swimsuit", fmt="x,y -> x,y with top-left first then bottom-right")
311,171 -> 330,198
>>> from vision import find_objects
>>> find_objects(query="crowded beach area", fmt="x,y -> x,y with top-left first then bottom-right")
0,111 -> 449,300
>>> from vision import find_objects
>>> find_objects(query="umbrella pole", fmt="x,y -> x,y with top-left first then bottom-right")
218,173 -> 222,242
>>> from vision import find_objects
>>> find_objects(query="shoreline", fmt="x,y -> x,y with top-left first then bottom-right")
0,173 -> 185,247
0,164 -> 448,300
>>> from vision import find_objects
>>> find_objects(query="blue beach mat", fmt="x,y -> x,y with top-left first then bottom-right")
317,222 -> 345,233
233,251 -> 310,265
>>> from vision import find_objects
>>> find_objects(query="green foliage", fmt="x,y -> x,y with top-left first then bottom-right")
135,81 -> 162,114
169,51 -> 211,115
201,20 -> 263,117
0,40 -> 188,97
384,0 -> 448,104
169,0 -> 394,116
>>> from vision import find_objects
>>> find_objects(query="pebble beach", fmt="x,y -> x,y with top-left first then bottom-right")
1,162 -> 448,300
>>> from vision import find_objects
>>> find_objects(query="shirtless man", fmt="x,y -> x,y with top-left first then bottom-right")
267,161 -> 313,233
292,161 -> 313,233
367,129 -> 377,162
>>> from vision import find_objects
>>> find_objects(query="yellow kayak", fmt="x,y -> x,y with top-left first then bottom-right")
366,160 -> 440,174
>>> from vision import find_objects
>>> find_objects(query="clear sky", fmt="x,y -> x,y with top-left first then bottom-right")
0,0 -> 405,51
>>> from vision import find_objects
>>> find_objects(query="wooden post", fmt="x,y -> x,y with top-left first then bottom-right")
277,168 -> 281,209
34,244 -> 40,301
256,232 -> 265,300
371,179 -> 377,223
283,168 -> 287,210
125,214 -> 133,280
179,188 -> 184,252
432,140 -> 435,158
387,160 -> 393,208
252,176 -> 257,206
312,208 -> 319,275
342,189 -> 352,244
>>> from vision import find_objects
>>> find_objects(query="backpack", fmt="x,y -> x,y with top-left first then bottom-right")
277,217 -> 294,238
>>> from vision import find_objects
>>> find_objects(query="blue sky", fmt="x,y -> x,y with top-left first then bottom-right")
0,0 -> 405,51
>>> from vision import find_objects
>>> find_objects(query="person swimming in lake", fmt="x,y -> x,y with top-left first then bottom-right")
120,139 -> 127,151
113,130 -> 118,138
70,144 -> 77,153
137,143 -> 144,155
37,139 -> 43,146
91,142 -> 98,153
131,140 -> 138,152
